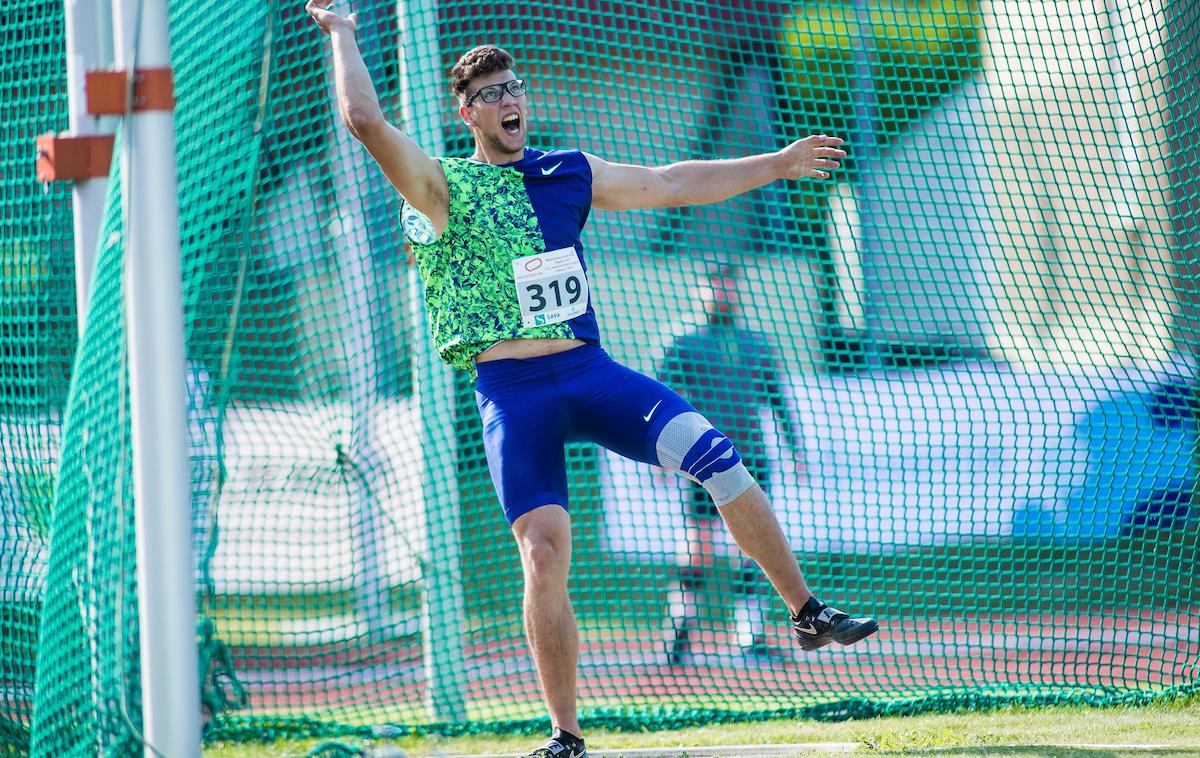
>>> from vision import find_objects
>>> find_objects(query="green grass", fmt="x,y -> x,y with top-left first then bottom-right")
203,697 -> 1200,757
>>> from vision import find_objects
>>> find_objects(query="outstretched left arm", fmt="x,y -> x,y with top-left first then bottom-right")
586,134 -> 846,212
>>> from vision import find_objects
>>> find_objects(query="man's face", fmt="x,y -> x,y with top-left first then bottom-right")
459,68 -> 527,161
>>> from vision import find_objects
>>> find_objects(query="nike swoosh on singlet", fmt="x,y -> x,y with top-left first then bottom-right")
643,399 -> 663,422
541,161 -> 563,175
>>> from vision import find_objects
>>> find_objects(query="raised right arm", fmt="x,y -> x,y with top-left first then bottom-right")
307,0 -> 449,234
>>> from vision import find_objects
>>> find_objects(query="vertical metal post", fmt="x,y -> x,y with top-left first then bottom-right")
399,0 -> 467,721
63,0 -> 115,334
112,0 -> 201,754
59,6 -> 115,748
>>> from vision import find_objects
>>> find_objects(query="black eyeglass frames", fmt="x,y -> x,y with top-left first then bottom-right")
465,78 -> 527,107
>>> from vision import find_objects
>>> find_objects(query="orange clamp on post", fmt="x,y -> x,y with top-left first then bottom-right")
85,68 -> 175,115
35,133 -> 115,182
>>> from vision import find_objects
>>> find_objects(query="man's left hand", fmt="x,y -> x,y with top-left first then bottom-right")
778,134 -> 847,181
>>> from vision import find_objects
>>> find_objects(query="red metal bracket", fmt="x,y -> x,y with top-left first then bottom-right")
36,133 -> 115,182
86,68 -> 175,115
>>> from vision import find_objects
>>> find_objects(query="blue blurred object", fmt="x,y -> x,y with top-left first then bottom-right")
603,361 -> 1197,555
1060,379 -> 1196,540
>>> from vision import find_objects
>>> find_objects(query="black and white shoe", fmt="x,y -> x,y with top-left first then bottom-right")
790,599 -> 878,651
522,732 -> 588,758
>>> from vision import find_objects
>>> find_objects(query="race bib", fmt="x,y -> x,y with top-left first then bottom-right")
512,247 -> 590,328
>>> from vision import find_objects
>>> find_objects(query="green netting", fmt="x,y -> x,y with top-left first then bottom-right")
2,3 -> 74,755
3,0 -> 1200,755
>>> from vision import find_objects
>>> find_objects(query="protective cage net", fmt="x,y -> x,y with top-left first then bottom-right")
3,0 -> 1199,754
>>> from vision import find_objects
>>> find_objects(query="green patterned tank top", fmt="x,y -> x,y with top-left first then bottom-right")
401,149 -> 600,376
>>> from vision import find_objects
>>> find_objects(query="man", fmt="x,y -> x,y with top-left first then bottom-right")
306,5 -> 877,756
659,262 -> 807,664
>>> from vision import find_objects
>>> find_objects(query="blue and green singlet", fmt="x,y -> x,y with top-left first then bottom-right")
401,147 -> 602,376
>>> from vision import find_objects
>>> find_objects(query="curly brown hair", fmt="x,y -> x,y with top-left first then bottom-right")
450,45 -> 516,100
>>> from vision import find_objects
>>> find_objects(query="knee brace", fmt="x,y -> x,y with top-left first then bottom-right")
655,412 -> 755,506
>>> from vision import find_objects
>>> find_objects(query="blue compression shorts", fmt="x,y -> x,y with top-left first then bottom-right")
475,344 -> 701,525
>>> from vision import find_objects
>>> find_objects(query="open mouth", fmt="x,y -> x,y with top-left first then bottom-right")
501,113 -> 521,135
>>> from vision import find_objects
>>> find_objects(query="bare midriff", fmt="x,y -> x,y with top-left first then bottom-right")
475,338 -> 587,363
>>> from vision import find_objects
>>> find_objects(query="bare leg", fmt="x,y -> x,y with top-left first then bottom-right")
717,481 -> 813,616
512,505 -> 582,737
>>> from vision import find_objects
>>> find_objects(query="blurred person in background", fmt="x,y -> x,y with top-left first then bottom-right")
659,262 -> 807,664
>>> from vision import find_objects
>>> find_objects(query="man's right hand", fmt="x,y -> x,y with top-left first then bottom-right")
306,0 -> 357,35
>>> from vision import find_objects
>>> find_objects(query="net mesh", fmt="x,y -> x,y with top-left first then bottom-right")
3,0 -> 1199,754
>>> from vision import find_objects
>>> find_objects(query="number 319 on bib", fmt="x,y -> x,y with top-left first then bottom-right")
512,247 -> 590,328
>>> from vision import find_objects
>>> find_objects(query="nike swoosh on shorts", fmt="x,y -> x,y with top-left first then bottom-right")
643,399 -> 662,421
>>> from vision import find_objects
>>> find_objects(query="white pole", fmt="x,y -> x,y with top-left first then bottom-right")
60,3 -> 115,742
112,0 -> 201,754
399,0 -> 467,721
63,0 -> 115,334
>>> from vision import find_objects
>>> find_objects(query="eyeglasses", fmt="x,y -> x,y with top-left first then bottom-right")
464,78 -> 527,107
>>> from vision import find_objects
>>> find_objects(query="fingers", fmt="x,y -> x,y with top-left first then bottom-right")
307,0 -> 354,33
800,134 -> 846,180
809,159 -> 838,180
809,135 -> 847,158
781,134 -> 850,180
305,0 -> 331,30
810,134 -> 844,147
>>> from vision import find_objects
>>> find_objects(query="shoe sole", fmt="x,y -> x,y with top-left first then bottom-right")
795,635 -> 835,651
795,619 -> 880,651
834,618 -> 879,647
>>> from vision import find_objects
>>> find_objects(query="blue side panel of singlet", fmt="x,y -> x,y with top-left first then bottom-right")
506,147 -> 601,344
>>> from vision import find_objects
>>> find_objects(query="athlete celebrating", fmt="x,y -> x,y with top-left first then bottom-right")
307,4 -> 878,756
